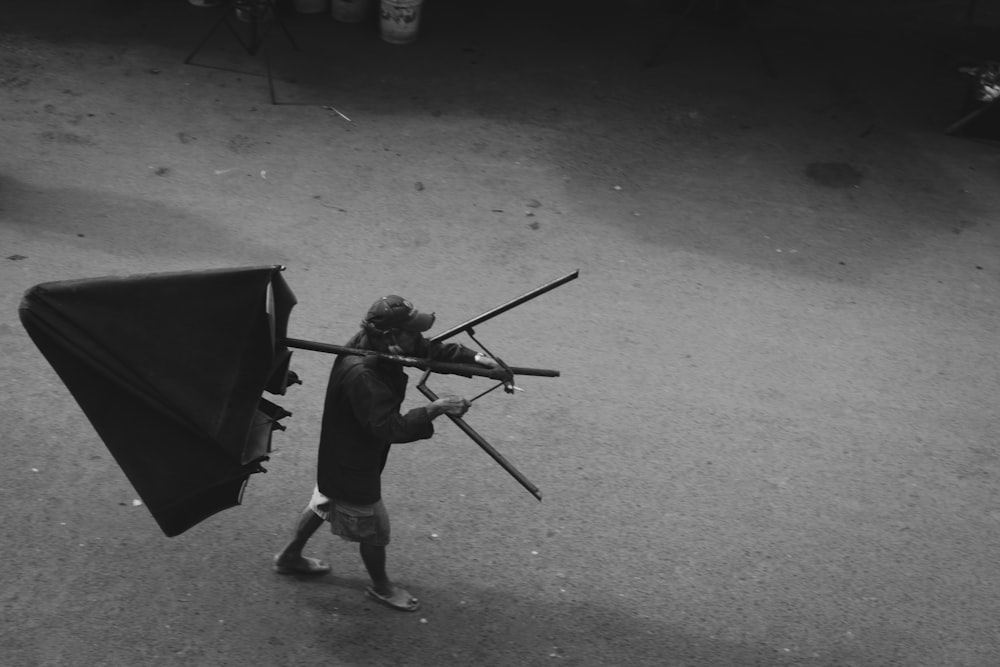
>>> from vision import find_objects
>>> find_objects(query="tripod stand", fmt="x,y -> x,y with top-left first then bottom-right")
184,0 -> 299,104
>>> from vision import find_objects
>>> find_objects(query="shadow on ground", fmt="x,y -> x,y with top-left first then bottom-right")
284,574 -> 867,667
0,175 -> 282,262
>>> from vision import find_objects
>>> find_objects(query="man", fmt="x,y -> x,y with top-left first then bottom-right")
274,295 -> 497,612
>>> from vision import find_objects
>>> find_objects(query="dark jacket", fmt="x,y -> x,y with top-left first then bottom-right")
316,330 -> 476,504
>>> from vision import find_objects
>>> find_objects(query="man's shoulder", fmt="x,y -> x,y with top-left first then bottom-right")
332,353 -> 383,382
334,353 -> 371,373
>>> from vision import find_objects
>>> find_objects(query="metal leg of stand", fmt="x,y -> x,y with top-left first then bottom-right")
184,10 -> 230,64
277,14 -> 299,52
264,44 -> 278,105
184,0 -> 298,104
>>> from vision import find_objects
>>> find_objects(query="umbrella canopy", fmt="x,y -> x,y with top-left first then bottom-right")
19,265 -> 297,536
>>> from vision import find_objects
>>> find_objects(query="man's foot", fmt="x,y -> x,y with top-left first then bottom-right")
273,554 -> 331,575
366,585 -> 420,612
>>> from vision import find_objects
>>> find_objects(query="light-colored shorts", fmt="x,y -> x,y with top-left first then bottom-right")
308,486 -> 390,546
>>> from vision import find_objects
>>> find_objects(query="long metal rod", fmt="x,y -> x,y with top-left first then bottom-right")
429,270 -> 579,344
283,338 -> 559,379
417,378 -> 542,501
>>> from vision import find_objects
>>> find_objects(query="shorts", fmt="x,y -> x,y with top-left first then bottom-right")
308,486 -> 390,546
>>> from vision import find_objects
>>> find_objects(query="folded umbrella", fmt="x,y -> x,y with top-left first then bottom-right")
18,265 -> 297,536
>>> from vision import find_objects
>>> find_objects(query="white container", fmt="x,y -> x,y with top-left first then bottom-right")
331,0 -> 372,22
294,0 -> 328,14
379,0 -> 423,44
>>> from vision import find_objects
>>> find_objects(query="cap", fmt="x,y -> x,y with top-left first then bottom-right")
364,295 -> 435,333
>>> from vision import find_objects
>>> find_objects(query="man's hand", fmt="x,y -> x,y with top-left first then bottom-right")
428,395 -> 471,419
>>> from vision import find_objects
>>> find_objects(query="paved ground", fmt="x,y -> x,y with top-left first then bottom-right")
2,1 -> 999,665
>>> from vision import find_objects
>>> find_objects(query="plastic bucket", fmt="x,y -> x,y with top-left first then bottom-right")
379,0 -> 423,45
331,0 -> 371,22
294,0 -> 328,13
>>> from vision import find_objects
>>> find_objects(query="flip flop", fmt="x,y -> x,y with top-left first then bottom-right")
273,555 -> 331,575
366,586 -> 421,612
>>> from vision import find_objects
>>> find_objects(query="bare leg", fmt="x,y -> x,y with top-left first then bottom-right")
361,543 -> 419,611
360,543 -> 391,594
280,508 -> 324,558
274,508 -> 330,574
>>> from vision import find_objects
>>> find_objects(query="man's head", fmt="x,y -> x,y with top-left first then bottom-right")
361,295 -> 435,354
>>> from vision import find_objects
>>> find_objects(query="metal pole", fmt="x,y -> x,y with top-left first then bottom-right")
283,338 -> 559,379
417,377 -> 542,501
429,270 -> 579,344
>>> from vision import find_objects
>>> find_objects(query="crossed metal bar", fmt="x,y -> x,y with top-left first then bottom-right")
415,270 -> 579,501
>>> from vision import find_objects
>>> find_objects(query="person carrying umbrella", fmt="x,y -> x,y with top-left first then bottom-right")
274,295 -> 498,612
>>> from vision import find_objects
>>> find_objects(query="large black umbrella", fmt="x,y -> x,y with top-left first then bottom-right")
18,265 -> 297,536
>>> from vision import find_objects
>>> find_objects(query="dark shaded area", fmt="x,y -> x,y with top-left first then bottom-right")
4,0 -> 999,63
0,176 -> 282,261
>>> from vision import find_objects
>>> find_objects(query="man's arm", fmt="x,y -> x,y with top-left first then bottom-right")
348,371 -> 468,444
421,339 -> 499,368
347,370 -> 433,444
